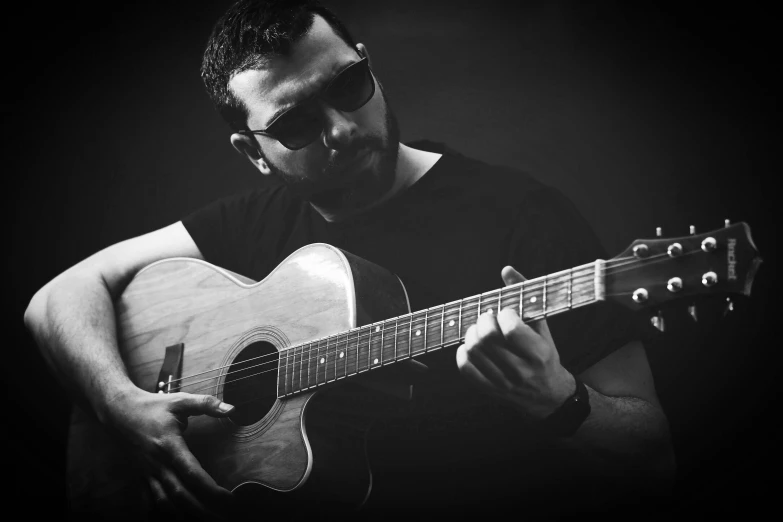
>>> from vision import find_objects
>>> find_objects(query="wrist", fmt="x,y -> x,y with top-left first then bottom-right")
539,375 -> 591,437
93,381 -> 145,425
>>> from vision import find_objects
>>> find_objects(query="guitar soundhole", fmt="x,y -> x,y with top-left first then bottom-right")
223,341 -> 279,427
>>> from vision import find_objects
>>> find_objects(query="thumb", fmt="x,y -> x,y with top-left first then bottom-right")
501,265 -> 527,286
170,393 -> 235,418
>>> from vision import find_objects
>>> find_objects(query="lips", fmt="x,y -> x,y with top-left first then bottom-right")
329,150 -> 371,176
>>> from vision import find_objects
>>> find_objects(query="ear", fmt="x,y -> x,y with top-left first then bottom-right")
230,133 -> 272,175
356,43 -> 372,69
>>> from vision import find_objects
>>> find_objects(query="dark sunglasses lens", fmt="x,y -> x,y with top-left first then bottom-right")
269,106 -> 322,150
327,60 -> 374,111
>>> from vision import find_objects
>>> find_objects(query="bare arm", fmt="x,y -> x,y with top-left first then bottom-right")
456,267 -> 675,478
24,221 -> 235,518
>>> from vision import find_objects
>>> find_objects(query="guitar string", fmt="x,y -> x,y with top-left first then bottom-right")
162,249 -> 686,395
169,269 -> 600,393
163,257 -> 637,389
167,251 -> 677,394
177,248 -> 692,397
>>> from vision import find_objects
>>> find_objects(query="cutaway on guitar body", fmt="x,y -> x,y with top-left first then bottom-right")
67,244 -> 412,517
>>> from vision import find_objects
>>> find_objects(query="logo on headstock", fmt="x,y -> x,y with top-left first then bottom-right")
728,238 -> 737,281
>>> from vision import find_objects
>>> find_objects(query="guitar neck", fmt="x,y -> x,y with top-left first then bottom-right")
277,260 -> 605,397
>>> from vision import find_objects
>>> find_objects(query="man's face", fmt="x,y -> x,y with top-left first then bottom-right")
229,15 -> 399,213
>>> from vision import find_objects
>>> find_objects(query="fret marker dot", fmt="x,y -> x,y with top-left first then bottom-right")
449,320 -> 455,327
320,358 -> 325,364
416,330 -> 421,336
376,326 -> 380,332
373,358 -> 379,364
530,296 -> 537,303
339,352 -> 344,358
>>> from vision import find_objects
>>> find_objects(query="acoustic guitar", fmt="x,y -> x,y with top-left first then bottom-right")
66,222 -> 762,518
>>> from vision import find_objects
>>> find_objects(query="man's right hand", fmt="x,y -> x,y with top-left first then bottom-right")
102,388 -> 236,520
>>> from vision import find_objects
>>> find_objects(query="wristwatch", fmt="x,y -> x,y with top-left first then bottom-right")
540,376 -> 591,437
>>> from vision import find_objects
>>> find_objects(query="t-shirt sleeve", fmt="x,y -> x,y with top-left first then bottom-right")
181,187 -> 276,279
507,186 -> 657,375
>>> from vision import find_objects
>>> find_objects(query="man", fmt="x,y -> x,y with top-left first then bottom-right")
24,0 -> 674,518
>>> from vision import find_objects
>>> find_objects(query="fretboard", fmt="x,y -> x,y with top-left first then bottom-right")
277,260 -> 605,397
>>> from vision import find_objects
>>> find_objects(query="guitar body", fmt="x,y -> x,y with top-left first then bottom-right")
67,244 -> 411,518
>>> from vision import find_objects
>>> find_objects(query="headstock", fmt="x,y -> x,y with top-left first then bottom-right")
605,221 -> 762,330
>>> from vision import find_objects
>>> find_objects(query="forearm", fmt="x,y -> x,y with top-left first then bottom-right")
564,386 -> 675,477
24,271 -> 137,421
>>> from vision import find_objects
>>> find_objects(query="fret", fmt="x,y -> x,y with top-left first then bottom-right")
357,327 -> 369,372
423,310 -> 428,353
354,328 -> 361,375
458,299 -> 463,340
568,268 -> 573,308
439,305 -> 445,348
407,314 -> 414,358
367,325 -> 373,370
382,320 -> 396,364
284,347 -> 293,395
477,293 -> 482,316
543,277 -> 547,315
410,311 -> 427,355
370,323 -> 383,368
496,289 -> 502,313
393,319 -> 399,362
277,352 -> 285,397
380,322 -> 386,365
291,345 -> 300,393
305,342 -> 314,388
316,337 -> 328,385
521,280 -> 545,320
335,333 -> 346,380
396,316 -> 410,359
441,302 -> 460,345
519,283 -> 524,318
426,307 -> 441,351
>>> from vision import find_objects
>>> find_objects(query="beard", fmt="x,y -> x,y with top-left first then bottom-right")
262,86 -> 401,214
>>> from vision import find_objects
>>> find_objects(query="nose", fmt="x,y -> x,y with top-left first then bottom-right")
320,104 -> 359,151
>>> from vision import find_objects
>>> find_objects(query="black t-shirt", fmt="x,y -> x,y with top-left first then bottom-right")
183,141 -> 653,515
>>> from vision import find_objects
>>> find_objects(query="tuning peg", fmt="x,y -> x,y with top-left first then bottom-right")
656,227 -> 662,237
689,225 -> 696,235
724,297 -> 734,316
688,304 -> 698,322
724,219 -> 731,228
651,311 -> 665,332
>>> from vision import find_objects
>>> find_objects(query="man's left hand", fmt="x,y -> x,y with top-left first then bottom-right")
456,266 -> 577,419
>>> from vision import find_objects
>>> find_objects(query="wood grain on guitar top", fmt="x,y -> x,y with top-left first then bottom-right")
67,243 -> 411,516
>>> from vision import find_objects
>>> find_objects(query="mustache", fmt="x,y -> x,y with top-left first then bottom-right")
324,134 -> 384,173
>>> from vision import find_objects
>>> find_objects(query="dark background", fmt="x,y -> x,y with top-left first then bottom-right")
6,0 -> 776,517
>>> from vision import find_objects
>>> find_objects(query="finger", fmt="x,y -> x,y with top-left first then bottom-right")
497,308 -> 551,361
501,265 -> 527,286
460,337 -> 510,390
456,344 -> 497,390
170,393 -> 235,418
527,316 -> 555,345
148,475 -> 178,518
475,310 -> 503,344
166,435 -> 234,508
158,465 -> 216,520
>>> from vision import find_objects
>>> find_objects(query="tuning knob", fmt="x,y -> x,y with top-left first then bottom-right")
632,288 -> 649,304
651,311 -> 665,332
689,225 -> 696,235
656,227 -> 662,237
633,244 -> 649,258
667,277 -> 683,292
667,243 -> 683,257
725,219 -> 731,228
702,271 -> 718,287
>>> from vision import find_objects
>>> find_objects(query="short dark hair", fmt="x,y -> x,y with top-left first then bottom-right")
201,0 -> 356,131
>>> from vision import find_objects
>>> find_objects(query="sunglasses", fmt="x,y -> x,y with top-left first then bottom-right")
238,57 -> 376,150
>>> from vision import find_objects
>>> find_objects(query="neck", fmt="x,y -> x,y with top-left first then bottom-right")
277,260 -> 606,397
311,143 -> 442,222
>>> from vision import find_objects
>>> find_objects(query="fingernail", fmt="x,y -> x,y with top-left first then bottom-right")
218,402 -> 235,413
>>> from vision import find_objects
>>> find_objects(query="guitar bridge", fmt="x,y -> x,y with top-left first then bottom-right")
154,343 -> 184,394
